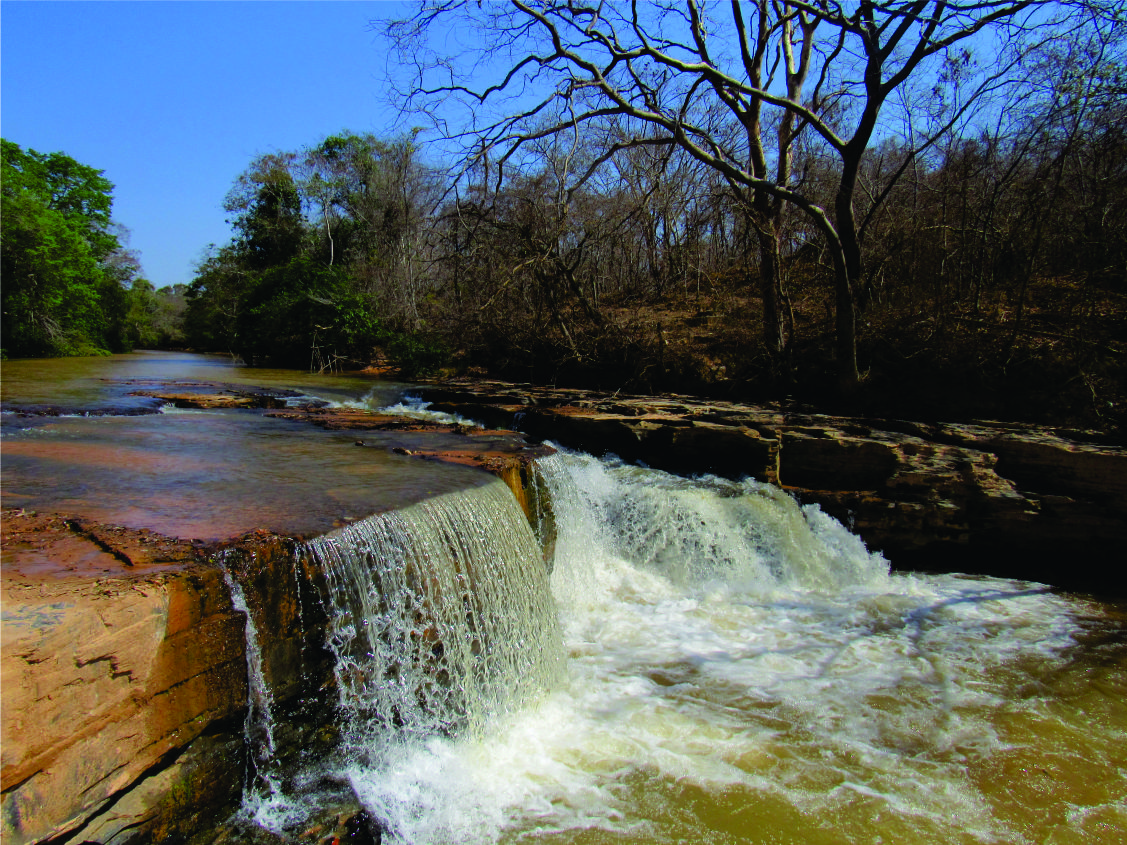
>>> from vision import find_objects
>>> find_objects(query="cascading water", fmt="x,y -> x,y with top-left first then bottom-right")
506,450 -> 1124,844
303,478 -> 566,841
534,449 -> 890,595
220,562 -> 305,832
307,478 -> 564,739
241,447 -> 1124,845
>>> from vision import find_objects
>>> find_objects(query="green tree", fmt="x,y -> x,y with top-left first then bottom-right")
184,244 -> 252,353
1,138 -> 136,356
185,136 -> 444,372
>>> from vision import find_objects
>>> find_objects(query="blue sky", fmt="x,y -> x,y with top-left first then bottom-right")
2,1 -> 414,288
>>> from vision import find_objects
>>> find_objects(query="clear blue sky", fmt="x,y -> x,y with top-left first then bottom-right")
2,1 -> 414,289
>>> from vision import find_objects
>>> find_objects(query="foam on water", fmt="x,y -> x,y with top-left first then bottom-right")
305,477 -> 564,740
322,388 -> 480,427
321,449 -> 1122,845
376,394 -> 482,427
157,402 -> 209,414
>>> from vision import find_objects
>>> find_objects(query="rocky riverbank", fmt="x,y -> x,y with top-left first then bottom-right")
4,376 -> 1125,842
416,379 -> 1127,594
1,511 -> 249,843
0,404 -> 554,845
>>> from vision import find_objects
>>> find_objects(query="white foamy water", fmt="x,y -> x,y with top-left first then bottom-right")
276,450 -> 1126,844
376,394 -> 482,427
337,451 -> 1125,844
321,388 -> 481,427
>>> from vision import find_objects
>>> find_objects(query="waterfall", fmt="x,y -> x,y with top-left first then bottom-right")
221,563 -> 277,758
305,478 -> 565,745
534,448 -> 891,597
299,478 -> 565,842
235,448 -> 1108,845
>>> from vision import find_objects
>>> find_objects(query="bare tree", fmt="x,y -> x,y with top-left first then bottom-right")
385,0 -> 1079,390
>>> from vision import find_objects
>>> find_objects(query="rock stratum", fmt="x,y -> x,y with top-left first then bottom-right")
0,407 -> 551,844
1,513 -> 248,844
416,379 -> 1127,592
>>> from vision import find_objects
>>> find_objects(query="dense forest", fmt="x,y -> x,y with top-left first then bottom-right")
3,2 -> 1124,433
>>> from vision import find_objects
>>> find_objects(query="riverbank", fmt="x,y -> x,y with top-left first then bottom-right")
414,378 -> 1127,595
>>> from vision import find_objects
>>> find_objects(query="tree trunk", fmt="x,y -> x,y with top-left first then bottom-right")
826,231 -> 859,393
754,222 -> 791,362
833,158 -> 864,393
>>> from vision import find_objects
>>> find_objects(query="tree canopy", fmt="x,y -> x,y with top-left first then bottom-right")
7,4 -> 1123,432
184,132 -> 445,373
1,138 -> 143,356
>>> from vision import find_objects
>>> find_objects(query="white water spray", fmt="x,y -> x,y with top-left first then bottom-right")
535,449 -> 891,597
305,479 -> 564,744
252,449 -> 1117,845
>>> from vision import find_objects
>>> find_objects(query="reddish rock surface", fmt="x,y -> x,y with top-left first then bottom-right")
1,511 -> 247,844
128,390 -> 288,410
265,404 -> 558,539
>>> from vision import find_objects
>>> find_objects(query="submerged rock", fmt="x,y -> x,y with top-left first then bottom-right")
129,380 -> 309,410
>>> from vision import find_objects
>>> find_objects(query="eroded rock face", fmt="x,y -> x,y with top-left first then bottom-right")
0,512 -> 355,845
0,512 -> 247,845
416,380 -> 1127,592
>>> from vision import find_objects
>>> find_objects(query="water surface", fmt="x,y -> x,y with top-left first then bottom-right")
1,352 -> 487,539
274,452 -> 1127,845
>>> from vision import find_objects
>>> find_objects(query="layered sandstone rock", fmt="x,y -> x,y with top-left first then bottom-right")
0,417 -> 559,844
0,512 -> 247,844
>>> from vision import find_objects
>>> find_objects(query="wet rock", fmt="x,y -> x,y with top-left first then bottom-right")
129,382 -> 302,410
0,510 -> 353,845
217,530 -> 339,768
265,405 -> 461,432
131,391 -> 289,409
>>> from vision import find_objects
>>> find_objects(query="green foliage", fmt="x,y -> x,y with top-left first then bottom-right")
226,154 -> 305,270
1,138 -> 137,357
184,245 -> 245,351
237,256 -> 383,366
122,280 -> 187,349
385,330 -> 449,378
184,132 -> 432,370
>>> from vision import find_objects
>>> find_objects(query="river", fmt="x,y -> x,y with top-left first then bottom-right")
0,350 -> 491,539
2,352 -> 1124,844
